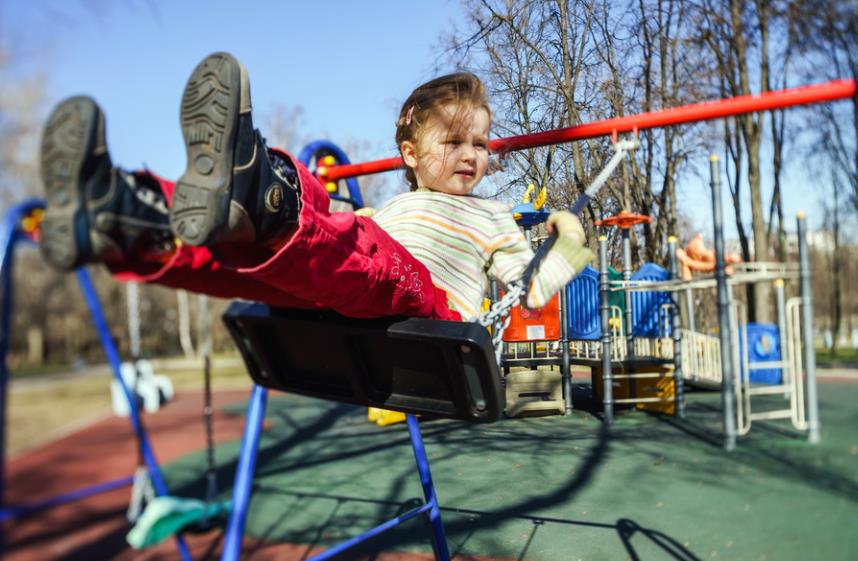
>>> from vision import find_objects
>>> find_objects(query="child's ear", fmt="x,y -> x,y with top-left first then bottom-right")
400,141 -> 418,169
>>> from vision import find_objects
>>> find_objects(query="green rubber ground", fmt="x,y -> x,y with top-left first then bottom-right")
163,382 -> 858,560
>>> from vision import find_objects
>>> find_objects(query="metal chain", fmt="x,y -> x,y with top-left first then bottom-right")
478,280 -> 525,365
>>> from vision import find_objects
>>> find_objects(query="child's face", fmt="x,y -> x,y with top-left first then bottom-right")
402,103 -> 490,196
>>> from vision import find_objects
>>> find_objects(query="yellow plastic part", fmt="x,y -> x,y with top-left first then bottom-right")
321,155 -> 336,166
326,182 -> 338,193
523,183 -> 535,203
20,209 -> 44,234
21,217 -> 37,233
533,185 -> 547,211
368,407 -> 407,427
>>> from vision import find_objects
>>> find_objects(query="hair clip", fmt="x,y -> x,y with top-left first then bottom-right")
405,105 -> 415,126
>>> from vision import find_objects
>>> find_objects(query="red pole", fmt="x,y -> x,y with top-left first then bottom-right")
320,78 -> 856,182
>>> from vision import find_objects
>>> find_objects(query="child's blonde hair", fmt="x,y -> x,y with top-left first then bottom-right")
396,72 -> 492,191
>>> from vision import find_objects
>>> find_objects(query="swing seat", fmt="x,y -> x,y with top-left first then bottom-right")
127,496 -> 232,549
223,302 -> 504,422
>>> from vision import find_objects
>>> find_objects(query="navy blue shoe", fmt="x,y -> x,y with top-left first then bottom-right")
170,52 -> 300,247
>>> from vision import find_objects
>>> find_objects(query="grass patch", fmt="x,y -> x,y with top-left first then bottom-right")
7,362 -> 85,379
7,357 -> 252,457
815,346 -> 858,366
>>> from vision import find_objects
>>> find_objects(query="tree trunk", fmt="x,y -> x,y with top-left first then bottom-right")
830,181 -> 842,355
177,289 -> 195,358
732,0 -> 771,322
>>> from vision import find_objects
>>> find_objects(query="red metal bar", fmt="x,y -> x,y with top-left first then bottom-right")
320,78 -> 856,182
318,156 -> 402,182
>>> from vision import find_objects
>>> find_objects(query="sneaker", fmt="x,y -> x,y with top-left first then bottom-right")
39,96 -> 172,270
170,52 -> 300,246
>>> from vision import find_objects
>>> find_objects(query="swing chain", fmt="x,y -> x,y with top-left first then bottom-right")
478,280 -> 525,365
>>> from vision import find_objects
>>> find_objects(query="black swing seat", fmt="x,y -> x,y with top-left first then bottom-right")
223,302 -> 504,422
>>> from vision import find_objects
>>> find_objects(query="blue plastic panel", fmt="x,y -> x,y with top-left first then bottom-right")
630,263 -> 671,337
743,323 -> 782,385
566,265 -> 601,340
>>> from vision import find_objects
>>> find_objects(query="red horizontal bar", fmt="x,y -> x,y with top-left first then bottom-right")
320,78 -> 856,182
319,156 -> 402,182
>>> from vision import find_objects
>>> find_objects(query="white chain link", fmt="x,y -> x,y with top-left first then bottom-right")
477,280 -> 525,365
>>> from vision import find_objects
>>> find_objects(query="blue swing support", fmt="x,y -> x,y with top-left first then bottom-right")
0,198 -> 195,561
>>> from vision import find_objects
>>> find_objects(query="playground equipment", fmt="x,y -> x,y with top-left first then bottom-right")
126,294 -> 233,548
503,185 -> 566,417
676,233 -> 742,279
605,160 -> 820,450
310,78 -> 848,446
111,360 -> 174,416
3,77 -> 853,560
0,200 -> 196,560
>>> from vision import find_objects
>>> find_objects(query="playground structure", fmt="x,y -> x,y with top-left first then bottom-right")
0,77 -> 854,560
501,188 -> 817,452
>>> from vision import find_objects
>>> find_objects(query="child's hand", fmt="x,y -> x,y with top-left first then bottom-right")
547,211 -> 585,245
355,207 -> 376,218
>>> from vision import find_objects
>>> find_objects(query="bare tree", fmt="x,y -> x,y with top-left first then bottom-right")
784,0 -> 856,344
629,0 -> 704,262
693,0 -> 781,322
445,0 -> 609,219
444,0 -> 710,265
789,0 -> 858,211
0,46 -> 46,207
828,178 -> 843,354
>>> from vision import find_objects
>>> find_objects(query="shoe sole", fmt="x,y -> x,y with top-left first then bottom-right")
39,96 -> 104,269
171,52 -> 247,246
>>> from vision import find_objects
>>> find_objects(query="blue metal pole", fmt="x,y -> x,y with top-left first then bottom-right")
0,475 -> 133,522
75,269 -> 170,495
298,415 -> 452,561
221,385 -> 268,561
308,503 -> 434,561
406,414 -> 450,561
75,268 -> 193,561
0,199 -> 45,557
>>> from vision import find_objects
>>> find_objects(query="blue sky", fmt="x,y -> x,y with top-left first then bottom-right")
3,0 -> 464,180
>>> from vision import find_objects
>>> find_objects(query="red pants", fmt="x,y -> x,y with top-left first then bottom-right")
109,150 -> 459,321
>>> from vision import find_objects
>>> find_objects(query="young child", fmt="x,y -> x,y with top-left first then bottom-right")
38,52 -> 593,322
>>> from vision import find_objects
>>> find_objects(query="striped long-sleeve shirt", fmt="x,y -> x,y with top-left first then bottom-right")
373,189 -> 594,321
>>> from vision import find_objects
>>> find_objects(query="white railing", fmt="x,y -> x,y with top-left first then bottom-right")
679,329 -> 722,386
733,297 -> 808,435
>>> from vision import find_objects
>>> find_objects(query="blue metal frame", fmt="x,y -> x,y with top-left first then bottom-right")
220,400 -> 451,561
0,474 -> 134,523
298,140 -> 365,209
221,384 -> 268,561
0,198 -> 192,561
